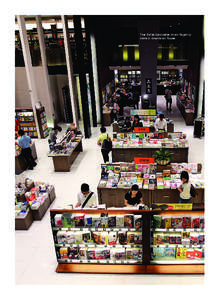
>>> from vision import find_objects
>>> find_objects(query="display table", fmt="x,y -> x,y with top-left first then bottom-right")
48,139 -> 83,172
102,111 -> 111,126
50,208 -> 204,274
15,143 -> 37,172
97,186 -> 204,208
112,147 -> 188,163
177,96 -> 194,125
15,209 -> 33,230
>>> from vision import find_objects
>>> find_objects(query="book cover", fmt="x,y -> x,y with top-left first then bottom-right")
192,217 -> 200,228
57,231 -> 67,244
87,249 -> 96,260
79,247 -> 87,259
74,214 -> 85,227
126,248 -> 134,259
175,234 -> 182,244
124,214 -> 134,228
66,231 -> 76,244
176,247 -> 187,259
118,231 -> 127,245
85,215 -> 93,227
100,232 -> 109,245
93,232 -> 101,244
134,232 -> 142,244
100,213 -> 108,228
68,246 -> 79,259
74,232 -> 83,244
108,215 -> 116,227
175,217 -> 183,228
163,217 -> 171,229
127,232 -> 135,244
82,231 -> 91,243
169,235 -> 176,244
60,247 -> 68,259
182,217 -> 191,228
164,247 -> 175,258
153,215 -> 162,228
108,231 -> 117,245
55,214 -> 63,227
186,248 -> 195,259
154,247 -> 165,258
194,249 -> 202,259
132,248 -> 143,261
198,234 -> 205,245
115,248 -> 126,260
116,215 -> 124,228
61,213 -> 74,228
134,215 -> 142,230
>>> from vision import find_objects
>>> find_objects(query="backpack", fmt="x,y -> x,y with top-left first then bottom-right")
190,184 -> 197,198
102,134 -> 112,152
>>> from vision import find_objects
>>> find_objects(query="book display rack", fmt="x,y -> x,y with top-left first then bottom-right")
50,208 -> 204,274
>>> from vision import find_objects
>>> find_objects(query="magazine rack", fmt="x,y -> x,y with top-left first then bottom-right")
50,209 -> 204,274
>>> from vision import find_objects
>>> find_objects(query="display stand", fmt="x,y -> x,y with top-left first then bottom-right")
50,209 -> 204,274
15,209 -> 33,230
176,96 -> 194,125
15,108 -> 38,138
112,147 -> 188,163
35,105 -> 49,138
102,111 -> 111,126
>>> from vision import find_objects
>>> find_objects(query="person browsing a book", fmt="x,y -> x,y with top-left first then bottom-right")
178,171 -> 191,203
75,183 -> 98,208
48,125 -> 62,144
124,184 -> 143,207
97,127 -> 111,163
154,113 -> 167,132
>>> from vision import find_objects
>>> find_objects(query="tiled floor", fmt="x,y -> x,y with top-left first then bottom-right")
15,95 -> 204,285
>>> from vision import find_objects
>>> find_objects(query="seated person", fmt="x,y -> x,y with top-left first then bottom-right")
75,183 -> 98,208
123,117 -> 132,132
124,184 -> 143,207
132,115 -> 143,130
154,113 -> 167,132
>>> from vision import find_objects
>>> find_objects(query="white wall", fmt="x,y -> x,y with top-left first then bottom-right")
15,67 -> 69,123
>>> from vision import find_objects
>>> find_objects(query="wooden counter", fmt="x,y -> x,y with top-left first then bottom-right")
97,186 -> 204,208
112,147 -> 188,163
48,140 -> 83,172
177,97 -> 194,126
15,143 -> 37,172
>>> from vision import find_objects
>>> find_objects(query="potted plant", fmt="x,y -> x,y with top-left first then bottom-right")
153,148 -> 174,165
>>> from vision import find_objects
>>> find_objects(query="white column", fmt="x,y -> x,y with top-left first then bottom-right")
90,33 -> 101,124
197,57 -> 204,118
36,15 -> 55,127
61,15 -> 79,127
17,15 -> 41,138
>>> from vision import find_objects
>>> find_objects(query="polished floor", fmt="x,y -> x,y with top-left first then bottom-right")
15,96 -> 205,285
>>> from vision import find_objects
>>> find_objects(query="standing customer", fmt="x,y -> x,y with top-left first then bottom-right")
165,88 -> 172,111
75,183 -> 98,208
97,127 -> 111,163
178,171 -> 191,203
154,113 -> 167,131
18,129 -> 37,170
48,125 -> 62,144
124,184 -> 143,207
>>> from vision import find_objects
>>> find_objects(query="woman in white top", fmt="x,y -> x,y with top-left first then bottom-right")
178,171 -> 191,203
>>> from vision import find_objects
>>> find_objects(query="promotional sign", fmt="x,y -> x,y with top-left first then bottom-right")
134,157 -> 155,164
146,78 -> 152,94
134,127 -> 150,133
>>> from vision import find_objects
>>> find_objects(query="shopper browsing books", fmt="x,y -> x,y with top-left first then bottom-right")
124,184 -> 143,207
154,113 -> 167,131
97,127 -> 112,163
18,129 -> 37,170
75,183 -> 98,208
178,171 -> 191,203
48,125 -> 62,144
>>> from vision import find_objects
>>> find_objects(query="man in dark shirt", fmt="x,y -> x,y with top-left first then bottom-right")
124,184 -> 143,207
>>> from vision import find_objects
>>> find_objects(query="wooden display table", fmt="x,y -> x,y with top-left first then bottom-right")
97,186 -> 204,208
15,209 -> 33,230
102,111 -> 111,126
15,143 -> 37,172
177,97 -> 194,126
97,186 -> 151,208
48,140 -> 83,172
112,147 -> 188,163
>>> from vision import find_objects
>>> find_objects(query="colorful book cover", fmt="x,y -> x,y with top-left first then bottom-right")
79,247 -> 87,259
85,215 -> 93,227
66,231 -> 76,244
197,234 -> 205,245
164,217 -> 171,229
55,214 -> 63,227
175,234 -> 182,244
124,214 -> 134,228
169,235 -> 176,244
100,232 -> 109,245
100,213 -> 108,228
154,247 -> 165,258
163,170 -> 171,179
186,248 -> 195,259
164,247 -> 175,258
194,249 -> 202,259
175,217 -> 183,228
74,214 -> 85,227
87,249 -> 96,260
61,213 -> 74,228
176,247 -> 187,259
192,217 -> 200,228
116,215 -> 124,228
108,231 -> 117,245
60,247 -> 68,259
182,217 -> 191,228
127,232 -> 135,244
108,215 -> 116,227
126,248 -> 134,260
93,232 -> 101,245
115,248 -> 126,260
57,231 -> 67,244
82,231 -> 91,243
153,215 -> 162,228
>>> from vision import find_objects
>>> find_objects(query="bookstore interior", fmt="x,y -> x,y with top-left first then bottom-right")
14,14 -> 206,286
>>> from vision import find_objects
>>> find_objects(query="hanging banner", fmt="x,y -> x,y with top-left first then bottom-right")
134,157 -> 155,164
134,127 -> 150,133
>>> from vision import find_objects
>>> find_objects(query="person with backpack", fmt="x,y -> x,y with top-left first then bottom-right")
97,127 -> 112,163
178,171 -> 196,203
75,183 -> 98,208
